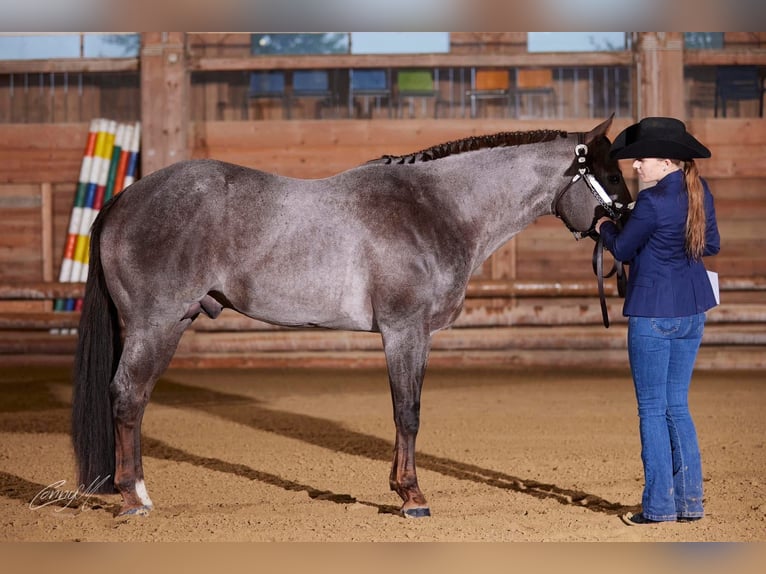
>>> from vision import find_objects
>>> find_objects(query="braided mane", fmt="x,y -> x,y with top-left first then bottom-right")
367,129 -> 569,165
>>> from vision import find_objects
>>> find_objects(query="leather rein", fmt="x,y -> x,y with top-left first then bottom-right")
551,136 -> 630,328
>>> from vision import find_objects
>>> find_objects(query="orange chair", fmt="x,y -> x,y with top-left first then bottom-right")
511,68 -> 556,118
465,68 -> 510,118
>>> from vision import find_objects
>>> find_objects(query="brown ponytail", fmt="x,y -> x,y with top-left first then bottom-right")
683,159 -> 706,260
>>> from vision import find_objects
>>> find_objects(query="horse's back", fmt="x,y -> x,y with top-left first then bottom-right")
97,159 -> 380,329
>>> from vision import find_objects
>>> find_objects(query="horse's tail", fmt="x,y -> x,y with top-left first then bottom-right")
71,202 -> 122,493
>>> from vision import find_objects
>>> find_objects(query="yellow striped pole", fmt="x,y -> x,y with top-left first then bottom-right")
65,119 -> 116,314
53,119 -> 100,315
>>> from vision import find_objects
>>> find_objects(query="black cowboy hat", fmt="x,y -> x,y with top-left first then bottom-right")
609,117 -> 711,160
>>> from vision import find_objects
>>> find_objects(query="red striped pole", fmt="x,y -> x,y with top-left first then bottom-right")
102,123 -> 126,204
122,121 -> 141,189
73,122 -> 125,313
53,118 -> 100,319
112,123 -> 133,194
65,119 -> 116,316
54,119 -> 140,334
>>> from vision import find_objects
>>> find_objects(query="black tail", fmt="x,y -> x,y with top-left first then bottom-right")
71,207 -> 122,494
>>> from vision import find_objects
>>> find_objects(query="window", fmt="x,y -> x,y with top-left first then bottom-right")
0,34 -> 140,59
350,33 -> 449,54
249,33 -> 451,56
528,33 -> 628,53
251,33 -> 349,56
684,33 -> 724,50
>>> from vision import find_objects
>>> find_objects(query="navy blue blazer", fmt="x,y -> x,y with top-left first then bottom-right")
599,170 -> 720,318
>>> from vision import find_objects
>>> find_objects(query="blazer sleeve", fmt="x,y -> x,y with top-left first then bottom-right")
703,185 -> 720,257
598,195 -> 657,262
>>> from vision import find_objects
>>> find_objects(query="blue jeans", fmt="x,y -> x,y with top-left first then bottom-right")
627,314 -> 706,522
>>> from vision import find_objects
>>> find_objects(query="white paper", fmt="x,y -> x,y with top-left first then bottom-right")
707,270 -> 720,305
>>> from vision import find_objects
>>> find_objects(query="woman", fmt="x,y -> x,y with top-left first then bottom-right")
595,117 -> 720,525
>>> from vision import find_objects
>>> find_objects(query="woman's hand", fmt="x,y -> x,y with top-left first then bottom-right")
595,216 -> 614,234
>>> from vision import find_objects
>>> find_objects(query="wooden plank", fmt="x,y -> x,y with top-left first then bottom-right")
0,183 -> 43,281
3,277 -> 760,301
2,335 -> 764,371
0,59 -> 139,74
190,52 -> 634,73
190,118 -> 633,150
709,179 -> 766,200
1,323 -> 762,353
683,48 -> 766,67
2,302 -> 765,332
688,119 -> 766,146
40,183 -> 53,281
0,123 -> 88,149
2,344 -> 763,371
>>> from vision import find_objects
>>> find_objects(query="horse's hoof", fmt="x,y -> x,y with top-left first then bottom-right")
402,507 -> 431,518
117,505 -> 152,517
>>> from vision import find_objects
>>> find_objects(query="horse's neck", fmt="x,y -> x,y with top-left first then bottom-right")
440,147 -> 562,268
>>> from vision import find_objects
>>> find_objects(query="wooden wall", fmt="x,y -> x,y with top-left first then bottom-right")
1,32 -> 765,369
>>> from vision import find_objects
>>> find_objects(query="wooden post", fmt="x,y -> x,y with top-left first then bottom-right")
40,182 -> 53,282
140,32 -> 189,176
635,32 -> 685,119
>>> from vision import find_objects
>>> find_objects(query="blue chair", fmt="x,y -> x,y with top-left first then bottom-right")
349,69 -> 392,118
248,71 -> 289,118
290,70 -> 336,118
293,70 -> 331,96
714,66 -> 765,118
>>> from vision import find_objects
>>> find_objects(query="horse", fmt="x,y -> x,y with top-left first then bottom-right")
71,115 -> 631,518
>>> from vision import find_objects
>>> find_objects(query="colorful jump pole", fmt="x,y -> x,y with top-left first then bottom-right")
52,118 -> 100,322
112,123 -> 134,195
64,119 -> 116,318
53,118 -> 140,334
73,122 -> 125,312
122,122 -> 141,189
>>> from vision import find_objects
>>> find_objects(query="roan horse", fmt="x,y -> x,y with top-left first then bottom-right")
72,116 -> 631,518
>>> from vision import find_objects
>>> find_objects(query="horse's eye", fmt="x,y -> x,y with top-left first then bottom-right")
607,175 -> 622,184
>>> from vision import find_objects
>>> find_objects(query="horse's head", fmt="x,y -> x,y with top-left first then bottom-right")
553,115 -> 633,238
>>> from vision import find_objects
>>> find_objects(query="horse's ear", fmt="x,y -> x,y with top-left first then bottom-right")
584,113 -> 615,144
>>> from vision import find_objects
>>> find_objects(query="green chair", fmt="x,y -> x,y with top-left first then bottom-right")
396,69 -> 441,118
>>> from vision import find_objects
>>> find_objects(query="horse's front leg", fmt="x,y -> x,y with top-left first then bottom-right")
381,325 -> 432,518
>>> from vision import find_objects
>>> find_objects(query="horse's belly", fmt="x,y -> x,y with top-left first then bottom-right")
227,278 -> 376,332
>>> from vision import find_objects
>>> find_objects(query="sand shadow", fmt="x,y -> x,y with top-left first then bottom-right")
0,369 -> 637,517
151,376 -> 637,516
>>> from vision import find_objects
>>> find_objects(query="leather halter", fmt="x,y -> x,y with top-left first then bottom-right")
551,138 -> 620,236
592,234 -> 627,327
552,136 -> 629,328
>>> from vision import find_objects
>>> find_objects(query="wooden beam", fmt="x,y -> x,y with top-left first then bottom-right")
140,32 -> 189,175
2,330 -> 764,371
636,32 -> 685,119
684,49 -> 766,66
3,344 -> 763,370
1,276 -> 764,301
0,282 -> 85,299
40,183 -> 53,282
0,58 -> 139,74
5,300 -> 764,331
190,52 -> 634,73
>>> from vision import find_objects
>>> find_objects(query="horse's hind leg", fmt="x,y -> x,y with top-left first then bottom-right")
380,324 -> 432,518
111,320 -> 187,516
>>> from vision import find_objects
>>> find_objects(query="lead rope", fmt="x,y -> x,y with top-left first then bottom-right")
592,233 -> 626,328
